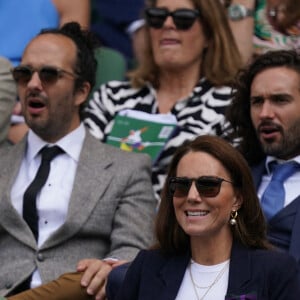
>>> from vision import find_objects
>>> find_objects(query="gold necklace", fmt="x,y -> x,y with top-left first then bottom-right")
189,260 -> 229,300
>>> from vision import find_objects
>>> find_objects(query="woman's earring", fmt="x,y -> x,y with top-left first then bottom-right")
230,210 -> 238,226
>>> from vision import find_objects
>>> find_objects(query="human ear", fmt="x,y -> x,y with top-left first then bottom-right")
75,81 -> 91,106
232,192 -> 243,211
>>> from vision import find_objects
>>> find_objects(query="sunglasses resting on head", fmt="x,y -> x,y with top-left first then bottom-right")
145,7 -> 200,30
169,176 -> 234,198
11,66 -> 77,86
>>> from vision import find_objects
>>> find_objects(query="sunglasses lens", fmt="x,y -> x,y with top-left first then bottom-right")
173,9 -> 199,30
170,177 -> 224,198
39,67 -> 60,84
12,67 -> 32,84
12,67 -> 61,85
146,8 -> 167,28
146,8 -> 199,30
170,178 -> 192,197
195,178 -> 222,197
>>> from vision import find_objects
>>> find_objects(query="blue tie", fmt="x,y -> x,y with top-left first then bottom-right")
261,161 -> 299,220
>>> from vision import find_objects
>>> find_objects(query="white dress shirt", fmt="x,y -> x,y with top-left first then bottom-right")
11,123 -> 85,287
257,155 -> 300,207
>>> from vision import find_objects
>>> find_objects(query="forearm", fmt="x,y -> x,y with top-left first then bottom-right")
227,0 -> 256,65
53,0 -> 91,29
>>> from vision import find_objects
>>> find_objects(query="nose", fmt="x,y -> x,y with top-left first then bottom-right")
27,71 -> 43,90
259,100 -> 275,120
163,15 -> 176,29
186,181 -> 201,203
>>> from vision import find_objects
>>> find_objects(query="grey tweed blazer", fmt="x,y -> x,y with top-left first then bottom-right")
0,130 -> 156,296
0,56 -> 16,146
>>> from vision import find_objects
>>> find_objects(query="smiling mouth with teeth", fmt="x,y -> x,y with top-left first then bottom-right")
185,211 -> 208,217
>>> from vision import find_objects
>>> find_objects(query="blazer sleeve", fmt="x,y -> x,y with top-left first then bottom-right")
106,153 -> 156,261
269,254 -> 300,300
0,57 -> 16,144
114,250 -> 145,300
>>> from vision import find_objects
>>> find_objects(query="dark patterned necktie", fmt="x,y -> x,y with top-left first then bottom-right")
23,145 -> 64,240
261,161 -> 299,220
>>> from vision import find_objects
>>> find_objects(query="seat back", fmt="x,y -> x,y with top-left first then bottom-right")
88,47 -> 127,99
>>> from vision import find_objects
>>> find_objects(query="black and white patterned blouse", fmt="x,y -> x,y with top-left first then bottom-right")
83,78 -> 233,200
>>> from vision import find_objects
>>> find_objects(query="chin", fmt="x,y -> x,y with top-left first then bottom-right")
262,143 -> 284,156
157,56 -> 180,67
183,225 -> 207,237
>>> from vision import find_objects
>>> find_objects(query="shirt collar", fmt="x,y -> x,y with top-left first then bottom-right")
265,155 -> 300,175
26,123 -> 86,163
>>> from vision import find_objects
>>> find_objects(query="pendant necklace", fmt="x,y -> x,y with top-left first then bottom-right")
189,260 -> 229,300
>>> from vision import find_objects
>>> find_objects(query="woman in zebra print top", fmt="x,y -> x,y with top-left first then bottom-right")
84,0 -> 242,200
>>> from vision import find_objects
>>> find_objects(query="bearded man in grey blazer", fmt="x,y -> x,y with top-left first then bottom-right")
0,22 -> 156,300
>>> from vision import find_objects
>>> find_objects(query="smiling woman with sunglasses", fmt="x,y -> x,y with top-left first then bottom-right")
83,0 -> 243,201
108,135 -> 300,300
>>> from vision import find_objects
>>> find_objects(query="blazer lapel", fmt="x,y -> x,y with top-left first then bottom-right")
269,196 -> 300,224
157,246 -> 253,300
158,253 -> 190,300
41,133 -> 115,249
286,196 -> 300,262
226,242 -> 252,297
251,161 -> 266,190
0,139 -> 37,249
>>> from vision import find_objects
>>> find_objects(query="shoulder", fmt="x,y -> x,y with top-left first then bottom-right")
0,141 -> 25,171
98,80 -> 150,99
251,248 -> 298,274
194,78 -> 233,100
252,249 -> 300,297
87,80 -> 152,117
136,249 -> 166,260
0,56 -> 12,69
229,245 -> 300,299
232,242 -> 298,278
128,249 -> 190,285
107,143 -> 152,166
132,249 -> 179,269
102,80 -> 142,93
85,130 -> 152,166
103,80 -> 132,88
250,159 -> 266,177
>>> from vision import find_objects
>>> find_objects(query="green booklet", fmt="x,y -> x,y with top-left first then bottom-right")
106,110 -> 178,164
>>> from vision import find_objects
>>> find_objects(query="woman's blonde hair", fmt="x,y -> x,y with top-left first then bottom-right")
129,0 -> 242,88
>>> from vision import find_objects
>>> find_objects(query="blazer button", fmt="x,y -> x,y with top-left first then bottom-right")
5,282 -> 12,289
37,253 -> 44,262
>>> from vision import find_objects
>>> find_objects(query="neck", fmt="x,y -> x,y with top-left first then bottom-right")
190,231 -> 233,265
159,62 -> 201,94
156,66 -> 201,113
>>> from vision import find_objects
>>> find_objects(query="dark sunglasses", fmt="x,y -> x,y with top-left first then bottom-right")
145,7 -> 200,30
169,176 -> 234,198
11,66 -> 77,86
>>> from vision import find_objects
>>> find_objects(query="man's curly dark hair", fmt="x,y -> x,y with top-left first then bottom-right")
226,50 -> 300,165
39,22 -> 99,118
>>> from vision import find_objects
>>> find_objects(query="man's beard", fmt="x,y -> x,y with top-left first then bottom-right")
260,119 -> 300,160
